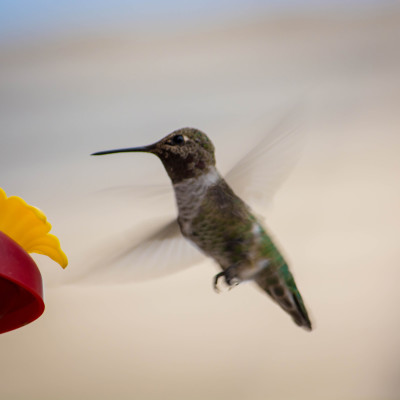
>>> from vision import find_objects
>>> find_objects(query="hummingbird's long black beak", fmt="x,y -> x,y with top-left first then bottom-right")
91,143 -> 156,156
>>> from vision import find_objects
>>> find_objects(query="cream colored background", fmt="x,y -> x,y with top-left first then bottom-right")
1,8 -> 399,400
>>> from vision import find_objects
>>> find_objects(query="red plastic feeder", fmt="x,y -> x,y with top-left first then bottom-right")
0,231 -> 44,334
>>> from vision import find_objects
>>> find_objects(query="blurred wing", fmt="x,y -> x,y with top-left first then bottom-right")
96,183 -> 171,200
77,219 -> 205,284
225,115 -> 305,214
95,183 -> 173,211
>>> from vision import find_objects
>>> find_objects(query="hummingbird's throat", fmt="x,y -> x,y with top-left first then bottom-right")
160,153 -> 215,184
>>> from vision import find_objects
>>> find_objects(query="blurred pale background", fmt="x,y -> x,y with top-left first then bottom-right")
1,1 -> 400,399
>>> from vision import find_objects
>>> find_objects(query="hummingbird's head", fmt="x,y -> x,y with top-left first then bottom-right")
92,128 -> 216,183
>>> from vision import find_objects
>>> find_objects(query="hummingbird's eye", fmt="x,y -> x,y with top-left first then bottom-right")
171,135 -> 185,145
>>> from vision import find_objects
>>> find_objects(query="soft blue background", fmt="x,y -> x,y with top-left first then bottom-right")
0,0 -> 395,41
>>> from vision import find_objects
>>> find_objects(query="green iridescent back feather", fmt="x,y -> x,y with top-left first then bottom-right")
252,224 -> 311,329
187,179 -> 312,330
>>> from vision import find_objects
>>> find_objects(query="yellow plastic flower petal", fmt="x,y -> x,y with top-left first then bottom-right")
0,188 -> 68,268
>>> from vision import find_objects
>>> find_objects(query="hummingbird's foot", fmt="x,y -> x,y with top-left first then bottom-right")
213,272 -> 225,293
213,267 -> 241,293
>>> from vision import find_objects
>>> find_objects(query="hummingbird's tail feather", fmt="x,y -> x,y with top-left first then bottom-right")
255,263 -> 312,330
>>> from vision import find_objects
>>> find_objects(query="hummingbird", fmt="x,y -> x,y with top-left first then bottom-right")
92,127 -> 312,330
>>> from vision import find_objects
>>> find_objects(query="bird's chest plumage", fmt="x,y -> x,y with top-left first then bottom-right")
173,168 -> 255,266
173,168 -> 220,237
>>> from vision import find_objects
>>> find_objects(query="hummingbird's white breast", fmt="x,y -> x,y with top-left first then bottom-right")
173,166 -> 221,236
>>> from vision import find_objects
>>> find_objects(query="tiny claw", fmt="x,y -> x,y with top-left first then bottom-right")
213,271 -> 226,293
213,269 -> 241,293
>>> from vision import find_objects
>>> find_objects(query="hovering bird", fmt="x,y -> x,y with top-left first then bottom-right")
92,124 -> 312,330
